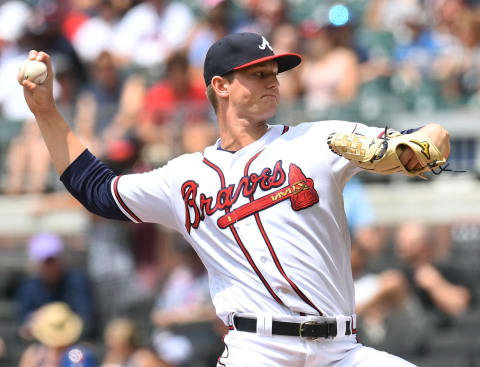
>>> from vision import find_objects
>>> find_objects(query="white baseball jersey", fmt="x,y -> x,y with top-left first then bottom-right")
111,121 -> 383,324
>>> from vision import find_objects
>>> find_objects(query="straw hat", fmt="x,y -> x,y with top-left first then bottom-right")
31,302 -> 83,348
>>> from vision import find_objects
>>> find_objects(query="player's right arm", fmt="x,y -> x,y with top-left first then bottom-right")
19,51 -> 130,221
20,51 -> 180,228
19,50 -> 86,175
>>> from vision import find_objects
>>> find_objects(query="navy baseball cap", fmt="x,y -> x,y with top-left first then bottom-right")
204,32 -> 302,86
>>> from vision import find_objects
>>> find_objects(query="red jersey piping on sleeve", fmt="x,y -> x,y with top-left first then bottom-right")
111,176 -> 143,223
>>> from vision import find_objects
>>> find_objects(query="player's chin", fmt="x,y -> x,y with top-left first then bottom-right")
257,108 -> 277,122
259,100 -> 279,119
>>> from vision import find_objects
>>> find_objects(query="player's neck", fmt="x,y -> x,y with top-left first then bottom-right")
218,116 -> 268,151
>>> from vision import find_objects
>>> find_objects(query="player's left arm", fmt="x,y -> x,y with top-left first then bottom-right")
327,122 -> 451,178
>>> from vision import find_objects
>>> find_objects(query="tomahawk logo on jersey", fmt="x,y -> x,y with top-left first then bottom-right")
181,160 -> 319,233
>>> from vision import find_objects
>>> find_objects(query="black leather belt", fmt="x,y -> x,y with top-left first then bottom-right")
233,315 -> 352,340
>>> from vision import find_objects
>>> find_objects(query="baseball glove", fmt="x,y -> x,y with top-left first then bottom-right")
327,128 -> 447,179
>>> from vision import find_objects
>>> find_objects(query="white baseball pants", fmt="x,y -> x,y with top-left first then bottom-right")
217,325 -> 416,367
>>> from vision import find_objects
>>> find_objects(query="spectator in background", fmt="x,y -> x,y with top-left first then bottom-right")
392,11 -> 439,68
351,242 -> 429,357
234,0 -> 288,38
74,51 -> 125,156
137,52 -> 210,162
3,119 -> 52,195
0,0 -> 86,118
180,120 -> 217,156
110,0 -> 194,67
343,179 -> 384,261
101,318 -> 172,367
98,72 -> 147,162
101,318 -> 139,366
301,23 -> 360,116
428,0 -> 467,37
140,52 -> 208,129
86,216 -> 145,330
151,238 -> 222,367
18,302 -> 97,367
0,0 -> 31,52
0,2 -> 49,195
16,233 -> 95,340
394,221 -> 472,328
434,5 -> 480,104
343,179 -> 429,357
128,348 -> 172,367
270,23 -> 303,103
187,0 -> 230,80
364,0 -> 424,36
0,0 -> 35,120
388,3 -> 449,109
71,0 -> 133,63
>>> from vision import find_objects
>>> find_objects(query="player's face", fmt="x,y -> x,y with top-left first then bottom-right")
228,61 -> 280,122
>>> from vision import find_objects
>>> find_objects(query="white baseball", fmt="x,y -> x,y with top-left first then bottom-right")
20,59 -> 48,84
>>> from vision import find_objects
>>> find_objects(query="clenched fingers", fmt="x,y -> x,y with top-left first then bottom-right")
400,147 -> 422,171
18,50 -> 54,86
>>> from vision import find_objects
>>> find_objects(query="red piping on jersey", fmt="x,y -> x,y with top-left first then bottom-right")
230,225 -> 285,306
203,158 -> 226,187
244,153 -> 324,316
282,125 -> 290,134
202,157 -> 285,307
113,176 -> 143,223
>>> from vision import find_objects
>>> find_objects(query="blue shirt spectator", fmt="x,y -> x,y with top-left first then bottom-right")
16,233 -> 95,338
343,178 -> 375,234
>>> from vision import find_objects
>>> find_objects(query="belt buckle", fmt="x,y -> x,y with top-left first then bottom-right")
299,320 -> 321,341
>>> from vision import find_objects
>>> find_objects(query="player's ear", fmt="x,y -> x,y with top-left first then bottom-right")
211,75 -> 230,99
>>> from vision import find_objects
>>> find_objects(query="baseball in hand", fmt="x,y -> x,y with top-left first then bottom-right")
20,59 -> 48,84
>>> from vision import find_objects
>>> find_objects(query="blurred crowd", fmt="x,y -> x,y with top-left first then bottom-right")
0,0 -> 479,366
0,0 -> 480,194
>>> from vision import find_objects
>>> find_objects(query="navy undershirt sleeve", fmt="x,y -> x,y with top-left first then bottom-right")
60,149 -> 129,221
401,127 -> 421,135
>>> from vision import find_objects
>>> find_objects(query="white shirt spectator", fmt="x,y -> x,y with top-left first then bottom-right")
110,1 -> 194,66
72,16 -> 119,63
0,53 -> 34,120
0,1 -> 31,43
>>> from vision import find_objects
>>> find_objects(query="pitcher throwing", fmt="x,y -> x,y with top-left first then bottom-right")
20,32 -> 450,367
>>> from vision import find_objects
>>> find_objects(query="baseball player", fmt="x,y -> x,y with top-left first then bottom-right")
20,33 -> 450,367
